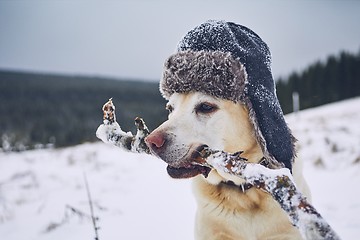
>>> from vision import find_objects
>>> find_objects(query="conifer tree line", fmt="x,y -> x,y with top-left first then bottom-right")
0,49 -> 359,151
0,72 -> 167,151
276,50 -> 360,114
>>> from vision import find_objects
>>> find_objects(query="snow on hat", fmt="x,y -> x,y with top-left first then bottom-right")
160,20 -> 295,170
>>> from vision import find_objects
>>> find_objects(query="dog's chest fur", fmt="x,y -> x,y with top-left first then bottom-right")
192,176 -> 303,240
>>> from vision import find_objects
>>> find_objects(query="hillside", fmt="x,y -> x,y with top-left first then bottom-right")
0,97 -> 359,239
0,70 -> 167,150
1,49 -> 359,150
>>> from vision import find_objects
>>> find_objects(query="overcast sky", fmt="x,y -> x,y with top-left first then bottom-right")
0,0 -> 359,81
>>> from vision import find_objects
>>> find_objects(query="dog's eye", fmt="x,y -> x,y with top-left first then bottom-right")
195,102 -> 217,114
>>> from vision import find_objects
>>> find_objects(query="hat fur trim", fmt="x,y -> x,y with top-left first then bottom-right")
160,50 -> 247,102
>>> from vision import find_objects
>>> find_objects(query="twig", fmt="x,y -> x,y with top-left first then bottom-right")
44,205 -> 91,233
196,148 -> 341,240
84,173 -> 100,240
96,98 -> 150,153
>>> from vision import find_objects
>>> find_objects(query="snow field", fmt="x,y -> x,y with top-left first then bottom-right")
1,97 -> 360,239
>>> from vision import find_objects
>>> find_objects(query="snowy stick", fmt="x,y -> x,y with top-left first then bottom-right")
95,99 -> 340,240
196,147 -> 340,240
96,98 -> 150,154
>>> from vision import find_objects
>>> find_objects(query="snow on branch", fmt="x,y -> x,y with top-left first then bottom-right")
96,99 -> 340,240
196,148 -> 341,240
96,98 -> 150,154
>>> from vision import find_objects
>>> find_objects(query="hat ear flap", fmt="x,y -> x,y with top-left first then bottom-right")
245,86 -> 296,171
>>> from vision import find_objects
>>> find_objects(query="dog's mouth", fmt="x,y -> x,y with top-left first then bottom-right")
166,145 -> 212,179
167,164 -> 211,179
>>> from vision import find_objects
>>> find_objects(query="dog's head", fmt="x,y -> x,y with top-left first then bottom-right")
145,92 -> 263,180
145,20 -> 296,180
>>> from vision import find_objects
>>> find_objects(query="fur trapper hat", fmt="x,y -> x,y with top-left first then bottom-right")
160,20 -> 295,170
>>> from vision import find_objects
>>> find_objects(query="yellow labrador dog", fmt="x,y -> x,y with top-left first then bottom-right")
145,20 -> 311,240
146,92 -> 310,240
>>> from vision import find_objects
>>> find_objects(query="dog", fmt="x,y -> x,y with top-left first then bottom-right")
145,20 -> 311,239
145,91 -> 311,240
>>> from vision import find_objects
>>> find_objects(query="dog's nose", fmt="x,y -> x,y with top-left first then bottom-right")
145,132 -> 166,152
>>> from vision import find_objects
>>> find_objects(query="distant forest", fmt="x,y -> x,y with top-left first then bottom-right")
0,49 -> 359,151
276,50 -> 360,113
0,72 -> 167,151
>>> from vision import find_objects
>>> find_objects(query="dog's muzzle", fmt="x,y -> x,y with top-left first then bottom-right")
145,132 -> 211,179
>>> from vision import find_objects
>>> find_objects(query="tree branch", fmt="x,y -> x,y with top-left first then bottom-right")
196,148 -> 340,240
96,98 -> 150,154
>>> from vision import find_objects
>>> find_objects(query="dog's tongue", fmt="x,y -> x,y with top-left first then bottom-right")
166,165 -> 211,179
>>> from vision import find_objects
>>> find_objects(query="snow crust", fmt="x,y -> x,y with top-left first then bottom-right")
286,97 -> 360,239
1,97 -> 360,239
0,144 -> 195,240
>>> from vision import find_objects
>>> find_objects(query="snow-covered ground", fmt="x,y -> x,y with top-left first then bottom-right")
1,97 -> 360,239
286,97 -> 360,239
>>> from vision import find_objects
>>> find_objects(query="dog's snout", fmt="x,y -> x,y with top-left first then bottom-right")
145,131 -> 166,152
